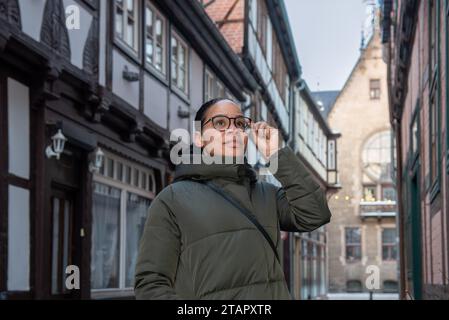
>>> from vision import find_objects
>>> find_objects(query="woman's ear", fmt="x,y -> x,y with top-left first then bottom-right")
193,131 -> 203,148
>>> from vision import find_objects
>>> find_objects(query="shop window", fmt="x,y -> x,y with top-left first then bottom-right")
91,152 -> 156,292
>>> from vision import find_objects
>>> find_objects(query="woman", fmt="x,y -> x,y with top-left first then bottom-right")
134,98 -> 332,300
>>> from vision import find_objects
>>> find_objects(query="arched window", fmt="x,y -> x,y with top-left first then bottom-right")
361,130 -> 396,202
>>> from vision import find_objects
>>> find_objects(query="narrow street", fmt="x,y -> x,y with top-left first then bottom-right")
0,0 -> 448,301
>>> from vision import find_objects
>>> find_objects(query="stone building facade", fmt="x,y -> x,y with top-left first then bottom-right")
321,32 -> 399,293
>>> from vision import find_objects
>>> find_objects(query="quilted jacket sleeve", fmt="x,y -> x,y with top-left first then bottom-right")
268,146 -> 332,232
134,191 -> 182,300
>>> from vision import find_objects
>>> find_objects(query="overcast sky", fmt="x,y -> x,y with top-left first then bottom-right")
284,0 -> 368,92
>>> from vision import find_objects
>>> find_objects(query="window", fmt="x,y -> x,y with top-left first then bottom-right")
363,185 -> 377,202
171,32 -> 189,94
272,39 -> 288,104
115,0 -> 140,53
430,94 -> 438,182
51,193 -> 74,295
383,280 -> 398,293
314,123 -> 319,155
411,113 -> 419,155
362,130 -> 393,185
362,131 -> 398,202
382,185 -> 397,202
321,133 -> 327,165
382,228 -> 397,261
145,2 -> 166,74
300,239 -> 309,299
430,0 -> 437,75
345,227 -> 361,261
369,79 -> 381,99
266,19 -> 273,70
299,97 -> 308,139
346,280 -> 362,292
308,112 -> 314,147
204,68 -> 226,102
328,140 -> 336,170
91,153 -> 156,292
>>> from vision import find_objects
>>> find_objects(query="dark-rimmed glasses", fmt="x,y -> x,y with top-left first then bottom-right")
201,115 -> 252,132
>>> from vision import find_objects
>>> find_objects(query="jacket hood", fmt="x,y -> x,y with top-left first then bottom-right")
173,154 -> 258,185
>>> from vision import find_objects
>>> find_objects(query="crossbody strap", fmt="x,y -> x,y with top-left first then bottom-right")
202,180 -> 280,264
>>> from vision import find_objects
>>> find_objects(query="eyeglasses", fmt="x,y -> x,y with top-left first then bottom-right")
201,115 -> 252,131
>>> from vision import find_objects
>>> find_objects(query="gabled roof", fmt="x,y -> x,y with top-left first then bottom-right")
311,90 -> 340,119
311,31 -> 379,119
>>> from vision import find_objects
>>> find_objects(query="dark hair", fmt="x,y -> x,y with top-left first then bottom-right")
194,98 -> 239,125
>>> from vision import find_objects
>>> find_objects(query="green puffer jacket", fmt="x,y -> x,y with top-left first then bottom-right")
134,146 -> 332,300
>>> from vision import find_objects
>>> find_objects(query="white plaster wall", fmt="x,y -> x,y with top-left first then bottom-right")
7,186 -> 30,291
112,49 -> 140,109
18,0 -> 47,42
63,0 -> 93,69
7,78 -> 29,179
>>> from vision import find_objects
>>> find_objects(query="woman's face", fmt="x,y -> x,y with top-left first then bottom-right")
194,100 -> 249,158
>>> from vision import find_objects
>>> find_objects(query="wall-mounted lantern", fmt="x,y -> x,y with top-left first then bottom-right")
45,129 -> 67,160
177,106 -> 190,119
89,147 -> 105,173
123,66 -> 139,82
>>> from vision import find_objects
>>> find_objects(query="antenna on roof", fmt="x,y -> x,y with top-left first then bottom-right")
360,28 -> 365,51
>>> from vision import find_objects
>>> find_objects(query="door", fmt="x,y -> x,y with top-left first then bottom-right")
46,143 -> 85,299
405,170 -> 422,299
49,187 -> 81,298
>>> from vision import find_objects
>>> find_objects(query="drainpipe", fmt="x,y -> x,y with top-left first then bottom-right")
385,25 -> 406,299
288,78 -> 304,299
394,117 -> 406,300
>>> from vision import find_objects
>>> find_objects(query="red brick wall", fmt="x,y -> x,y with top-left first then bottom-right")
395,0 -> 449,298
204,0 -> 245,54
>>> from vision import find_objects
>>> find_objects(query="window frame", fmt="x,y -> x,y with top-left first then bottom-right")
345,227 -> 362,262
170,30 -> 190,98
145,1 -> 167,77
361,130 -> 395,200
114,0 -> 141,57
381,228 -> 397,261
381,184 -> 397,202
204,67 -> 227,103
91,152 -> 156,295
362,184 -> 377,202
369,79 -> 381,100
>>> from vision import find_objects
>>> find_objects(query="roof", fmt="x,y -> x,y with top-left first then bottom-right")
311,90 -> 340,119
203,0 -> 302,80
311,34 -> 376,120
298,81 -> 340,137
203,0 -> 245,54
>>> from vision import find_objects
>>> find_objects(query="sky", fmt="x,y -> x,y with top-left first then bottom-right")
284,0 -> 369,92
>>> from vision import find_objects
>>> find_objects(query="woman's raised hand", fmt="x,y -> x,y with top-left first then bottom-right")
250,121 -> 280,161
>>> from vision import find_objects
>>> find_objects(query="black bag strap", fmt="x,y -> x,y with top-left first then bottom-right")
202,180 -> 280,264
